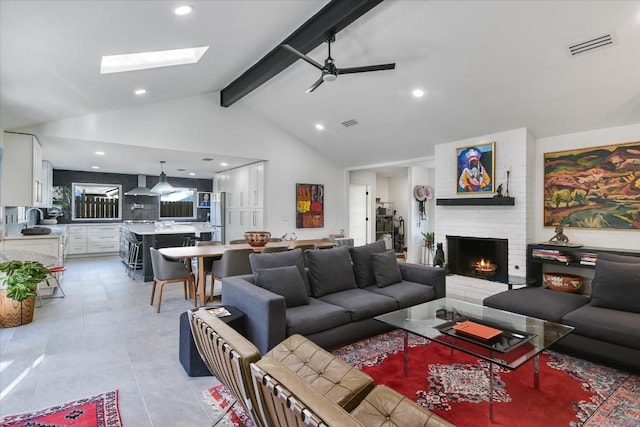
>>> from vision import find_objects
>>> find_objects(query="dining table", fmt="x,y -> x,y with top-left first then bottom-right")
158,239 -> 336,307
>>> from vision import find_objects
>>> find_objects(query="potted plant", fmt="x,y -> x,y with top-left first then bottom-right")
0,260 -> 50,327
421,231 -> 435,249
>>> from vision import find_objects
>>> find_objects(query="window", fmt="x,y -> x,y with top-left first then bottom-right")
159,188 -> 196,219
72,183 -> 122,220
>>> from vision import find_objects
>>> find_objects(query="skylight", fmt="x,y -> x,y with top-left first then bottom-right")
100,46 -> 209,74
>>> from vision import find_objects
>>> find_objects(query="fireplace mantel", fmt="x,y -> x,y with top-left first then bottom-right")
436,197 -> 515,206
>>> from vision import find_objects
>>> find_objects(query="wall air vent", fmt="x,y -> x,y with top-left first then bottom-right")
341,119 -> 358,128
568,34 -> 615,56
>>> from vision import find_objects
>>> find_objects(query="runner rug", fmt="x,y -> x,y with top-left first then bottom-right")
204,330 -> 639,427
0,390 -> 122,427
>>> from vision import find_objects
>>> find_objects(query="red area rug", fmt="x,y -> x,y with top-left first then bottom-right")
333,330 -> 639,427
0,390 -> 122,427
204,385 -> 254,427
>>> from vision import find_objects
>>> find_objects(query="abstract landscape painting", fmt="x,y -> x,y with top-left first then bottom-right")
544,141 -> 640,229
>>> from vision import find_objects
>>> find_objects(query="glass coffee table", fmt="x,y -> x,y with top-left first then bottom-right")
375,298 -> 573,422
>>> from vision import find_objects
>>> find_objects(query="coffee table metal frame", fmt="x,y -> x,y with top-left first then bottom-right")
375,298 -> 573,423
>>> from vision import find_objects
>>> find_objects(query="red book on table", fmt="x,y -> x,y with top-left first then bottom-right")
452,320 -> 503,341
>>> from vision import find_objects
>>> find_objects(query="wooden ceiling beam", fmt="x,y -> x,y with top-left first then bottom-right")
220,0 -> 384,107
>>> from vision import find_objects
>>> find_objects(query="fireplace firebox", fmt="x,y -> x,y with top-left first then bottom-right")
446,236 -> 508,280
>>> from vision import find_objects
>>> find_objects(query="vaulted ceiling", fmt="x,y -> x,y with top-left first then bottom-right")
1,1 -> 639,176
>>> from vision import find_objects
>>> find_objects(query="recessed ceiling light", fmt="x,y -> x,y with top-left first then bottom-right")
100,46 -> 209,74
174,5 -> 193,15
91,166 -> 100,169
220,162 -> 228,167
134,88 -> 147,95
95,151 -> 105,156
412,89 -> 424,98
189,172 -> 196,176
315,123 -> 324,130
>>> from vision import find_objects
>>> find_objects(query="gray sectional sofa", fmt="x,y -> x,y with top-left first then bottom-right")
222,240 -> 446,354
484,252 -> 640,373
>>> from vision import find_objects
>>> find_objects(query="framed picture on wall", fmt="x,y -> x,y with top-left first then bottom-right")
296,183 -> 324,228
197,192 -> 211,208
544,140 -> 640,229
456,142 -> 495,194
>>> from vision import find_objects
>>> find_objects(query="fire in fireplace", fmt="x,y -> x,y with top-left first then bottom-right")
446,236 -> 508,279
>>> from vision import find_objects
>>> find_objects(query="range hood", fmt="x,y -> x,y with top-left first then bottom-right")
125,175 -> 159,196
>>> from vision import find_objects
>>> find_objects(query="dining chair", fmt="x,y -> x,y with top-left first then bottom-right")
149,247 -> 196,313
212,248 -> 253,298
260,246 -> 288,253
268,237 -> 283,242
291,243 -> 317,266
193,240 -> 223,300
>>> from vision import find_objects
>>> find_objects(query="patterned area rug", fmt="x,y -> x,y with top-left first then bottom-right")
0,390 -> 122,427
203,331 -> 639,427
333,330 -> 640,427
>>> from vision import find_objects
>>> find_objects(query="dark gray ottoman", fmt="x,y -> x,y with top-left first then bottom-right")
483,287 -> 589,322
179,305 -> 244,376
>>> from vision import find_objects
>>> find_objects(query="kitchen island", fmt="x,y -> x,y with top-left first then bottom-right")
124,223 -> 219,282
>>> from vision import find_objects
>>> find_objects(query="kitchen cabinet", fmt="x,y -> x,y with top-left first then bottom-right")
41,160 -> 54,207
1,132 -> 45,207
66,225 -> 119,256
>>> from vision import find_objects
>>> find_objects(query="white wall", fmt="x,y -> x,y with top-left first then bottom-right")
533,123 -> 640,250
24,93 -> 347,239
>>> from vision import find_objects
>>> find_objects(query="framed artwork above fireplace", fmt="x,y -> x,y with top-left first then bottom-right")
456,142 -> 495,194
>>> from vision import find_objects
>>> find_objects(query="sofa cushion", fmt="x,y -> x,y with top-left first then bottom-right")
307,247 -> 357,297
254,266 -> 309,308
562,304 -> 640,350
285,298 -> 351,337
250,248 -> 310,293
365,281 -> 435,308
590,260 -> 640,313
348,240 -> 387,288
483,287 -> 589,323
319,288 -> 398,322
371,250 -> 402,287
265,334 -> 375,412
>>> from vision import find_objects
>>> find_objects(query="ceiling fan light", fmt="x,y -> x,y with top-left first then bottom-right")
322,73 -> 337,82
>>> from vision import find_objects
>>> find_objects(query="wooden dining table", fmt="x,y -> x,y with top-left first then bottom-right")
158,239 -> 335,307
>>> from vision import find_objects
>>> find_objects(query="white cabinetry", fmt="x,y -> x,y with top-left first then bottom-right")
217,162 -> 265,242
41,160 -> 54,207
1,132 -> 45,207
87,225 -> 120,253
66,226 -> 88,254
66,225 -> 120,256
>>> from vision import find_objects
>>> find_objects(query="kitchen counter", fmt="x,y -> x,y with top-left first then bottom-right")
2,225 -> 66,240
124,223 -> 219,237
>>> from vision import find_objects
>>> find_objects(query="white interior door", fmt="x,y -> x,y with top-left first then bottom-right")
349,184 -> 370,246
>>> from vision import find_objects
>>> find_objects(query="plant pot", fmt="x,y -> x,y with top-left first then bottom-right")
0,290 -> 36,328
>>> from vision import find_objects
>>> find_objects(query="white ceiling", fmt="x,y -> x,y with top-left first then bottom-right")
1,1 -> 639,177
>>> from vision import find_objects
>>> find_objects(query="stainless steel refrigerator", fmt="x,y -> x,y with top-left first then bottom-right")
210,192 -> 226,243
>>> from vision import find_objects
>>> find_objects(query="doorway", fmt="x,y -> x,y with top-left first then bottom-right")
349,184 -> 370,246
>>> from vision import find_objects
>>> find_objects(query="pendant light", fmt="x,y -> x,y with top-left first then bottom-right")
150,161 -> 175,194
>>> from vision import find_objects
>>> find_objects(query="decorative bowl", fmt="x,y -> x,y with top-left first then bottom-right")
543,272 -> 584,293
244,231 -> 271,247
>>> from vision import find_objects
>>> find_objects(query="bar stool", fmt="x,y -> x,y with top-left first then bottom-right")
125,231 -> 143,279
41,265 -> 66,299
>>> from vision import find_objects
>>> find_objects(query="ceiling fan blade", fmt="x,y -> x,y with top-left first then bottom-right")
305,77 -> 324,93
281,44 -> 324,71
337,63 -> 396,75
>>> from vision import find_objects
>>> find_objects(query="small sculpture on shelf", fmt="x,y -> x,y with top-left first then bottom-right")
548,225 -> 570,244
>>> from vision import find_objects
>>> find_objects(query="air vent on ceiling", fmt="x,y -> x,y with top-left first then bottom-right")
568,34 -> 615,56
341,119 -> 358,128
201,157 -> 214,161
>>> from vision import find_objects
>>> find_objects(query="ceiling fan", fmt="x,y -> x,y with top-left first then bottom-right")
281,34 -> 396,93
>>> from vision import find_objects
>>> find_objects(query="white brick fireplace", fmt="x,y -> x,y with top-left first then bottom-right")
434,128 -> 536,303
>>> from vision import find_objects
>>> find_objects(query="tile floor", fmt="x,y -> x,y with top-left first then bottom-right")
0,256 -> 221,426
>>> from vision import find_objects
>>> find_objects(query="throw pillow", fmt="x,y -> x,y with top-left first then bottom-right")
249,249 -> 310,293
348,240 -> 387,287
254,266 -> 309,308
590,260 -> 640,314
306,247 -> 357,297
371,250 -> 403,287
591,253 -> 640,296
